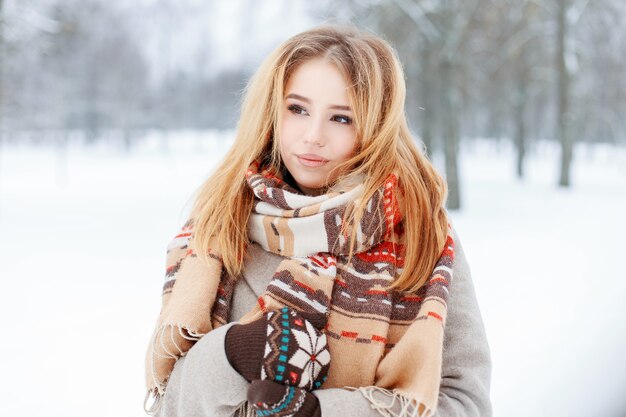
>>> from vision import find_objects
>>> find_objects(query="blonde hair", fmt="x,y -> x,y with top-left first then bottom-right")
189,25 -> 448,293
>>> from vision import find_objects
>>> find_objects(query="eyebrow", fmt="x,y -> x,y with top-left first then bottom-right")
285,93 -> 352,111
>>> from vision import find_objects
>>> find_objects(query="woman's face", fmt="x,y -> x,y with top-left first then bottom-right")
278,58 -> 357,195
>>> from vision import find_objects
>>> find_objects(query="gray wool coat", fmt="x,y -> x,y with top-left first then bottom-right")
155,230 -> 492,417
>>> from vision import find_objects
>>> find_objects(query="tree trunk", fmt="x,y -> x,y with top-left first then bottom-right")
514,83 -> 526,178
440,59 -> 461,210
0,0 -> 5,221
557,0 -> 573,187
514,47 -> 529,179
420,47 -> 434,156
0,0 -> 4,127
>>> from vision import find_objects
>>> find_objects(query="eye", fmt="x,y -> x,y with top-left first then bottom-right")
331,115 -> 353,125
287,104 -> 308,116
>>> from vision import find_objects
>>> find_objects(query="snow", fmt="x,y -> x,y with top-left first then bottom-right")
450,139 -> 626,417
0,133 -> 625,417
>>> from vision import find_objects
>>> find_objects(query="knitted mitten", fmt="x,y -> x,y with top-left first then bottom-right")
225,307 -> 331,390
248,379 -> 321,417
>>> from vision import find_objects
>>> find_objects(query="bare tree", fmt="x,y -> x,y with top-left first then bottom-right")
390,0 -> 482,210
557,0 -> 573,187
0,0 -> 4,221
0,0 -> 3,125
4,0 -> 625,174
0,0 -> 4,135
508,2 -> 541,178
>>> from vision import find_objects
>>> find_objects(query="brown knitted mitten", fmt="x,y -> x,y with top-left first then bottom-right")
225,307 -> 331,390
248,379 -> 321,417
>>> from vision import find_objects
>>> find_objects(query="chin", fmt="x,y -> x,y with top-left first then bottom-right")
291,174 -> 325,191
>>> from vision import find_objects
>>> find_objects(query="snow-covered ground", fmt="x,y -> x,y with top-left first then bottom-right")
0,132 -> 624,417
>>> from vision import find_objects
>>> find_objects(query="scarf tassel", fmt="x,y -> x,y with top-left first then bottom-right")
144,324 -> 207,415
353,386 -> 432,417
234,400 -> 256,417
143,388 -> 163,416
151,324 -> 205,360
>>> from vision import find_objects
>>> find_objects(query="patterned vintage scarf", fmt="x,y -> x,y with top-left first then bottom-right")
144,162 -> 454,417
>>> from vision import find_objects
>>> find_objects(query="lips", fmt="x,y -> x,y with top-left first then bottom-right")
296,154 -> 329,168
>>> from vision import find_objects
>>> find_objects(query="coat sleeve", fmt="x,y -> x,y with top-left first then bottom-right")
431,229 -> 492,416
156,322 -> 249,417
312,229 -> 493,417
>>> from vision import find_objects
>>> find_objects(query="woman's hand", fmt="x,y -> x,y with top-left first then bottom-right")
225,307 -> 331,391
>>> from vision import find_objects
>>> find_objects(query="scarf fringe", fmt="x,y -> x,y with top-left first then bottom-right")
152,325 -> 203,360
234,400 -> 256,417
352,386 -> 432,417
145,324 -> 206,415
143,388 -> 163,416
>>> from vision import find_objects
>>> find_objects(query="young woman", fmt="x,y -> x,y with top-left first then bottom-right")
144,26 -> 491,417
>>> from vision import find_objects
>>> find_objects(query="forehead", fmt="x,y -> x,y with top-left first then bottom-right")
285,58 -> 350,105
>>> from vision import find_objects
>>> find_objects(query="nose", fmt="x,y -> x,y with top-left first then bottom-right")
303,117 -> 325,147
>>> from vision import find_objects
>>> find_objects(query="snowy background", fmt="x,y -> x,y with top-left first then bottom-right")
2,0 -> 626,416
1,133 -> 625,417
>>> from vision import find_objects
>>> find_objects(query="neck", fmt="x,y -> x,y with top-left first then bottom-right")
297,185 -> 328,196
283,168 -> 328,196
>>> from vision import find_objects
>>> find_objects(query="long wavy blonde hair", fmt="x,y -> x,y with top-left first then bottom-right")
189,25 -> 448,293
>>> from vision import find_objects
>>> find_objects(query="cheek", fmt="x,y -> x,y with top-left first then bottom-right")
333,131 -> 358,160
279,119 -> 299,152
277,129 -> 289,160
